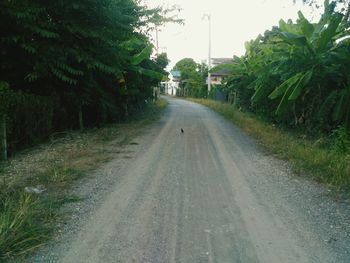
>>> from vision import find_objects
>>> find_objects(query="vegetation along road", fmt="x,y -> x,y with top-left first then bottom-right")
33,97 -> 350,263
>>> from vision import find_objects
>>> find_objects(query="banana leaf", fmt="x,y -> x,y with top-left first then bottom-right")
279,19 -> 299,35
288,70 -> 313,100
131,45 -> 153,66
275,83 -> 294,115
269,72 -> 303,99
314,13 -> 343,52
138,68 -> 164,80
279,32 -> 315,54
333,86 -> 350,122
297,11 -> 314,39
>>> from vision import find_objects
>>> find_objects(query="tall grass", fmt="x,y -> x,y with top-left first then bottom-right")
0,193 -> 50,259
192,99 -> 350,193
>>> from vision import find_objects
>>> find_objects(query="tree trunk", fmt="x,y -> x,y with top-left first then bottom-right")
0,114 -> 7,161
78,105 -> 84,131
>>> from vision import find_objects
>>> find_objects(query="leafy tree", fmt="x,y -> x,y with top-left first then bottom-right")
155,52 -> 170,71
173,58 -> 199,79
173,58 -> 206,97
0,0 -> 173,155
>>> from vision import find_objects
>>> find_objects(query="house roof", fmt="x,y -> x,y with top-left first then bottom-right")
211,58 -> 233,66
210,58 -> 234,77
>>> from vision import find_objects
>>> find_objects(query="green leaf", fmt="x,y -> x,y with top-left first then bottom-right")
269,72 -> 303,99
279,19 -> 300,35
297,11 -> 314,39
54,62 -> 84,76
279,32 -> 307,46
314,13 -> 343,52
27,26 -> 59,39
318,90 -> 339,118
288,70 -> 313,100
131,45 -> 154,65
251,85 -> 264,102
89,62 -> 115,74
49,65 -> 78,85
20,43 -> 37,54
275,83 -> 294,115
333,87 -> 350,121
24,73 -> 39,82
0,81 -> 10,92
138,68 -> 164,80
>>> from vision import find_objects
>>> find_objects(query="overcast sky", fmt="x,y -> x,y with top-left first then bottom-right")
144,0 -> 322,69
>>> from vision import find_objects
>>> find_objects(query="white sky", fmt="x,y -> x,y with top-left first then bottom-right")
144,0 -> 322,69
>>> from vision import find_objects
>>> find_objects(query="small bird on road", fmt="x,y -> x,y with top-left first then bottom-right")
181,128 -> 184,133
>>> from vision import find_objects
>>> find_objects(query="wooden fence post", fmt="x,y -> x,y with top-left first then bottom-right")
233,91 -> 237,107
0,114 -> 7,161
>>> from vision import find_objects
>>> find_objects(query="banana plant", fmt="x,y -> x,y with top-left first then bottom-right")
123,39 -> 164,81
208,0 -> 350,131
268,0 -> 344,115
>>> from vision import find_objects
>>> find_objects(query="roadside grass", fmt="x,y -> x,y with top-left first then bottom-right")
191,98 -> 350,194
0,99 -> 167,261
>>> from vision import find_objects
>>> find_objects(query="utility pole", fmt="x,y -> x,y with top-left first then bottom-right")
203,14 -> 212,94
155,26 -> 159,56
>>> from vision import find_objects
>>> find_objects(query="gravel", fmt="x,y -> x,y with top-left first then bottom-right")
28,97 -> 350,263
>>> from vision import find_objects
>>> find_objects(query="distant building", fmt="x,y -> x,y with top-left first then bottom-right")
162,70 -> 181,96
206,58 -> 233,86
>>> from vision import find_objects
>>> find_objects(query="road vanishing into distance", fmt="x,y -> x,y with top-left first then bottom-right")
33,97 -> 350,263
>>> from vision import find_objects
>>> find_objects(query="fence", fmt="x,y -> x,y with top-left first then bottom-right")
0,90 -> 54,159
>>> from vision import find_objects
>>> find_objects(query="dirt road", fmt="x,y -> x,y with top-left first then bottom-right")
33,97 -> 350,263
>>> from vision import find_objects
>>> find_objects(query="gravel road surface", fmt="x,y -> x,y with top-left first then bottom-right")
32,97 -> 350,263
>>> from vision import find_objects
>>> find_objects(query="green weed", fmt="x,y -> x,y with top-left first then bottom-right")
0,193 -> 49,259
37,166 -> 83,185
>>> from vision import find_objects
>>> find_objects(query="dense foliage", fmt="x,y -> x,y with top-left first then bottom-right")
211,0 -> 350,135
0,0 -> 170,154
